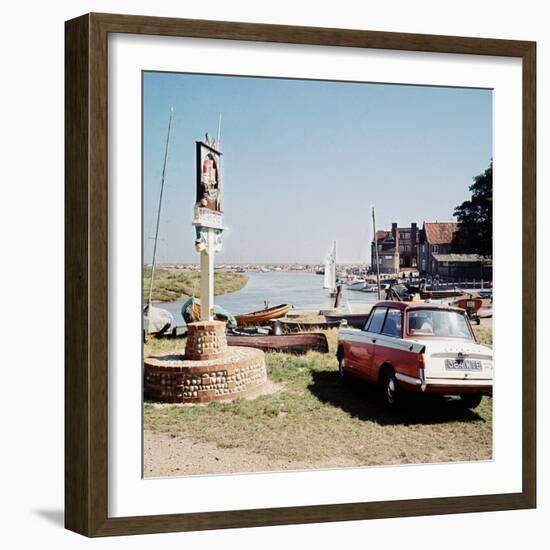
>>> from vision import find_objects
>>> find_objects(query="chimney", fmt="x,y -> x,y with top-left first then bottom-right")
411,222 -> 417,244
394,223 -> 399,249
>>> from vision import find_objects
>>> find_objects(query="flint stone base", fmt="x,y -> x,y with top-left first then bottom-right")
185,320 -> 228,360
144,346 -> 267,404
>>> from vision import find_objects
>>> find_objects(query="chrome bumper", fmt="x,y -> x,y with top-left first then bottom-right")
395,372 -> 493,392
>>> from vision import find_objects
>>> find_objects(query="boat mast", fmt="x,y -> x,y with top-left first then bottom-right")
147,107 -> 174,310
216,113 -> 222,148
333,240 -> 337,290
372,207 -> 381,299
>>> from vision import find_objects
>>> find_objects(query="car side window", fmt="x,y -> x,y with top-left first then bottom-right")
381,308 -> 402,338
365,307 -> 387,333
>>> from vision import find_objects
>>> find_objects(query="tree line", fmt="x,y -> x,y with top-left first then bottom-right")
453,161 -> 493,257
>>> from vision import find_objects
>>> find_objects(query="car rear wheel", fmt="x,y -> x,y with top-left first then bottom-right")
338,355 -> 349,381
381,369 -> 401,408
458,394 -> 483,409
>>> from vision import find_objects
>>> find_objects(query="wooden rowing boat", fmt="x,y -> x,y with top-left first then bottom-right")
452,297 -> 483,313
226,332 -> 329,354
235,304 -> 290,326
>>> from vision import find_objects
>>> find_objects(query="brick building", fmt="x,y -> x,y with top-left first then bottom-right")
417,222 -> 458,275
371,222 -> 419,274
417,222 -> 493,280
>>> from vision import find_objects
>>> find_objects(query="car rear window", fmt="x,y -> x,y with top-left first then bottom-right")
365,307 -> 387,333
407,309 -> 472,339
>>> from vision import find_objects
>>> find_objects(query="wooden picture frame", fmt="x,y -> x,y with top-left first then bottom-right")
65,12 -> 536,537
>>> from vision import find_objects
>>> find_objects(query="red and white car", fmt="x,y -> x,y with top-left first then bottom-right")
337,301 -> 493,408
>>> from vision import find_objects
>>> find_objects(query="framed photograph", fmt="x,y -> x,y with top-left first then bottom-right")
65,13 -> 536,537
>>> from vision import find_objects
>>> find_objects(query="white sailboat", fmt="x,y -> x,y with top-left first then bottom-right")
323,240 -> 337,295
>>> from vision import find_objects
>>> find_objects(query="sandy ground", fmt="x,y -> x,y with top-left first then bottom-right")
143,318 -> 493,479
143,431 -> 361,478
142,379 -> 357,477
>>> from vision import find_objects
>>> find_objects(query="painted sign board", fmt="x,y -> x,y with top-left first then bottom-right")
193,136 -> 224,254
195,138 -> 223,213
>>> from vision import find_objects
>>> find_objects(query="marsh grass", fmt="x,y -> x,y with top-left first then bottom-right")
143,266 -> 248,303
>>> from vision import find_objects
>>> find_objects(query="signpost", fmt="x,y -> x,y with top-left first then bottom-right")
193,134 -> 224,321
143,123 -> 267,408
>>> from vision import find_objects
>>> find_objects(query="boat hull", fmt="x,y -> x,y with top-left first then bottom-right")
226,333 -> 329,355
324,312 -> 371,329
346,280 -> 366,291
235,304 -> 290,326
276,318 -> 341,333
420,289 -> 463,299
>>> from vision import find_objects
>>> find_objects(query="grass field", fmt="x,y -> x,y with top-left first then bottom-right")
143,324 -> 493,475
473,319 -> 493,344
143,266 -> 248,303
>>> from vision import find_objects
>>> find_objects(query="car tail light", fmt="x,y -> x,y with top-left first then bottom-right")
418,353 -> 426,391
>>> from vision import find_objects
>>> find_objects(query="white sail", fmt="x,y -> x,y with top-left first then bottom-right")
323,241 -> 337,290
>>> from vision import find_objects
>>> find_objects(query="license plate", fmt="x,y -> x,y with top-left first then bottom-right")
445,359 -> 482,371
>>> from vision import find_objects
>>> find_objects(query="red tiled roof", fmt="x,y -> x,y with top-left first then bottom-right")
424,222 -> 458,245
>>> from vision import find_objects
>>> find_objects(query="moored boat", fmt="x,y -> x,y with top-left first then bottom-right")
346,280 -> 366,291
226,332 -> 329,355
323,240 -> 337,297
275,318 -> 341,333
181,297 -> 237,326
361,283 -> 378,292
323,311 -> 371,329
420,289 -> 463,300
235,303 -> 290,326
450,296 -> 484,324
143,304 -> 174,342
151,324 -> 187,339
477,289 -> 493,301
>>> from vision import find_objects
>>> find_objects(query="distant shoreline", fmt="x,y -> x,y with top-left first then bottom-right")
143,266 -> 248,304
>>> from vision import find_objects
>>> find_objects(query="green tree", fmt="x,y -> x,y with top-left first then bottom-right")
453,161 -> 493,256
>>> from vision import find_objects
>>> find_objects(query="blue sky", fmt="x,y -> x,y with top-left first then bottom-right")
143,72 -> 492,264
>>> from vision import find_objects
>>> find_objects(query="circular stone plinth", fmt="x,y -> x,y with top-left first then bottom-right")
144,347 -> 267,404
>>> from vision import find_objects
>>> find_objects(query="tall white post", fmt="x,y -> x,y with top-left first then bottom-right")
199,229 -> 215,321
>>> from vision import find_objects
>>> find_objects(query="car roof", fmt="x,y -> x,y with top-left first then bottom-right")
372,300 -> 465,313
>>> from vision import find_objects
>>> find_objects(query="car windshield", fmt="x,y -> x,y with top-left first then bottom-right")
407,309 -> 472,339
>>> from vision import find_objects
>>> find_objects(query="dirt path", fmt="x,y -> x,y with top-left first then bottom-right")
143,431 -> 361,477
